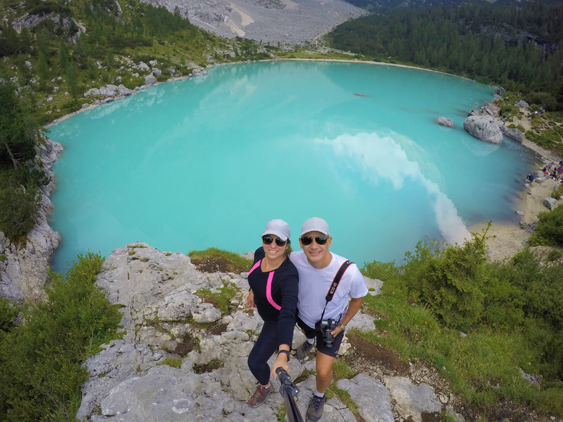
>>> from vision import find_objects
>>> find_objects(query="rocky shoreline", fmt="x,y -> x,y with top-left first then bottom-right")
468,102 -> 562,261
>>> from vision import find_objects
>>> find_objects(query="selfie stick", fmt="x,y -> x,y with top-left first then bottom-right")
275,368 -> 304,422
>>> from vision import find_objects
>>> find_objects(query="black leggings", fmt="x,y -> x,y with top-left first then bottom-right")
248,319 -> 279,385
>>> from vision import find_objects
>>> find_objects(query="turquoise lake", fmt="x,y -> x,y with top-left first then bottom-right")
47,61 -> 536,271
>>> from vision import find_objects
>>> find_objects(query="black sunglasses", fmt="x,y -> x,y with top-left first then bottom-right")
300,235 -> 329,246
262,235 -> 287,247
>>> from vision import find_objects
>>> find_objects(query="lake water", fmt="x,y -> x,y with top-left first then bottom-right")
47,61 -> 536,271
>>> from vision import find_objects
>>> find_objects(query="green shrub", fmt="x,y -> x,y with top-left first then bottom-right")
507,124 -> 525,133
530,206 -> 563,246
0,298 -> 18,333
188,247 -> 252,273
526,92 -> 558,110
0,166 -> 47,241
0,253 -> 123,421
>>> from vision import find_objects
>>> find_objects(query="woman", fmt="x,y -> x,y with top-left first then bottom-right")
245,219 -> 299,408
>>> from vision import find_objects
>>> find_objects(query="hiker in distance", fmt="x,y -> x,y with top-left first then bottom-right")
245,219 -> 299,408
291,217 -> 368,422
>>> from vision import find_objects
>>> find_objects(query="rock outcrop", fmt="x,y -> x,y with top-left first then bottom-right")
544,197 -> 557,210
76,242 -> 450,422
435,117 -> 454,128
0,136 -> 63,303
500,126 -> 524,143
463,115 -> 503,145
515,100 -> 530,109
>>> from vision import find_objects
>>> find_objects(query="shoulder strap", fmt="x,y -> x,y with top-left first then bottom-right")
325,260 -> 352,302
319,260 -> 353,323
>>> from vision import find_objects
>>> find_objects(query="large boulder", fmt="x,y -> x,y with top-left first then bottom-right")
137,62 -> 150,71
144,75 -> 157,85
544,197 -> 557,210
99,85 -> 118,97
152,68 -> 162,77
117,84 -> 133,96
435,117 -> 454,128
500,126 -> 524,143
84,88 -> 100,97
515,100 -> 529,109
463,115 -> 503,144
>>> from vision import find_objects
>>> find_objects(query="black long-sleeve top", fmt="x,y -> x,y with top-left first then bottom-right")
248,247 -> 299,347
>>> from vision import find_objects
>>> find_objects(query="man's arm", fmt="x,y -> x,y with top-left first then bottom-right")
331,296 -> 364,336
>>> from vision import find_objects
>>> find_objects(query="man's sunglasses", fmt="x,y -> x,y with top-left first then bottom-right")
262,235 -> 287,247
300,235 -> 329,246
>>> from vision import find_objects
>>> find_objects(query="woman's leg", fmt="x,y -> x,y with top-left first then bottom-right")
248,320 -> 279,385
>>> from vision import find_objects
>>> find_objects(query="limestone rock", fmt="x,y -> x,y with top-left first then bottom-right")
544,197 -> 557,210
498,87 -> 506,96
384,376 -> 441,422
0,136 -> 63,303
138,61 -> 150,71
145,75 -> 157,85
463,115 -> 503,145
435,117 -> 454,128
515,100 -> 529,109
76,243 -> 385,421
84,88 -> 100,97
152,68 -> 162,77
500,126 -> 524,143
117,84 -> 133,96
338,374 -> 394,421
192,302 -> 222,323
99,84 -> 118,97
192,67 -> 208,77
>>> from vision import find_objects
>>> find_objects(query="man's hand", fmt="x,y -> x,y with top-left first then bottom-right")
245,290 -> 255,308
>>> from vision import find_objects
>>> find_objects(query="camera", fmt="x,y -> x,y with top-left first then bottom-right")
315,318 -> 338,348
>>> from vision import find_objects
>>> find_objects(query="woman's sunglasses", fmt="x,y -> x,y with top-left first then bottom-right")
262,235 -> 287,247
300,235 -> 329,246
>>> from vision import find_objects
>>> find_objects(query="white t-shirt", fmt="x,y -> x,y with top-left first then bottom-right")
290,251 -> 368,329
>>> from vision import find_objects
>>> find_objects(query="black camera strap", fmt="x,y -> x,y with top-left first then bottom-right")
319,260 -> 352,323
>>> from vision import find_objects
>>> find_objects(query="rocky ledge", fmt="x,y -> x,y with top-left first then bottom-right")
77,242 -> 464,422
0,136 -> 63,303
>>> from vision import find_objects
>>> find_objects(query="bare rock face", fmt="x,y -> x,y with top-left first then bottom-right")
74,243 -> 446,422
0,136 -> 63,303
500,126 -> 524,143
463,115 -> 503,145
140,0 -> 366,44
435,117 -> 454,128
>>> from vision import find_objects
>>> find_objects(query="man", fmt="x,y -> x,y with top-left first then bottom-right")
291,217 -> 368,422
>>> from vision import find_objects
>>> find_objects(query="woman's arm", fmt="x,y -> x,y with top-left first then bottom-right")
272,343 -> 291,376
245,289 -> 255,308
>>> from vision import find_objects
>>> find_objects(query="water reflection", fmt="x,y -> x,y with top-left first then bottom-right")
316,131 -> 471,245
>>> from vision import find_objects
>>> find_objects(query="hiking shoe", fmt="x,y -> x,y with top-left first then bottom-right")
247,383 -> 272,408
295,340 -> 315,361
306,395 -> 326,422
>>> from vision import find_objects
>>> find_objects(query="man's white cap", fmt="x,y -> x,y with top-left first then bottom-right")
300,217 -> 329,236
262,219 -> 291,241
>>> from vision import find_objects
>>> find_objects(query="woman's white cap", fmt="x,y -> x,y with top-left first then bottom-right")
262,219 -> 291,241
300,217 -> 329,236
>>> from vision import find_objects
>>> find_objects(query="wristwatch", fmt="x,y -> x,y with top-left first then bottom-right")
339,322 -> 346,331
278,350 -> 290,361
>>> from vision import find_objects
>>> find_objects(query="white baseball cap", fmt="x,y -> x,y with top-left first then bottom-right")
262,219 -> 291,241
300,217 -> 329,236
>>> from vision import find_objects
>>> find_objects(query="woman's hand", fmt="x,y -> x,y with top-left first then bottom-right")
272,353 -> 290,378
245,290 -> 255,308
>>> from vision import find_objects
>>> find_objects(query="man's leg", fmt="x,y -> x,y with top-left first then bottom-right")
306,351 -> 336,421
315,351 -> 336,394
